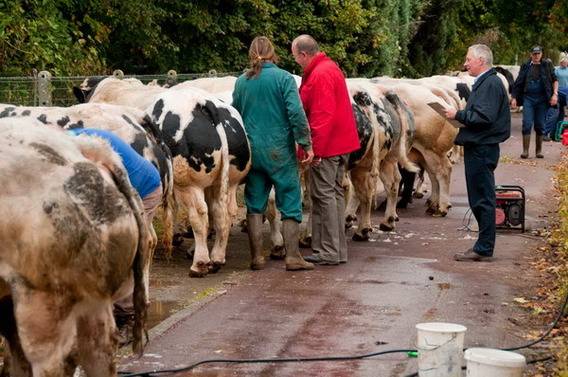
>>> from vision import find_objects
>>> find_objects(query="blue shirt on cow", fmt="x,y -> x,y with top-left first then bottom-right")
68,128 -> 161,199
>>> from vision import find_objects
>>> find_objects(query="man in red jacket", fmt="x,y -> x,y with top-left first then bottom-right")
292,34 -> 360,265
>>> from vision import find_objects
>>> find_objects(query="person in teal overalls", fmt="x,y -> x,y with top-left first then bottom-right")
232,36 -> 314,271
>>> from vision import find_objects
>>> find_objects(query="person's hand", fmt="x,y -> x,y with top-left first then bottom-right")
310,155 -> 322,168
510,98 -> 518,110
551,94 -> 558,107
301,149 -> 314,166
443,107 -> 457,120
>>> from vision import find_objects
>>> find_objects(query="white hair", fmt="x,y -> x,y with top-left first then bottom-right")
468,44 -> 493,67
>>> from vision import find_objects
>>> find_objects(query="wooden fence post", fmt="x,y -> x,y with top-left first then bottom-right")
37,71 -> 52,106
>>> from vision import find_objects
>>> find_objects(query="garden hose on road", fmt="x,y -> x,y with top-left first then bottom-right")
119,291 -> 567,377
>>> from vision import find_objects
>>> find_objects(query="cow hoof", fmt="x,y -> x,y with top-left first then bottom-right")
250,262 -> 265,270
425,207 -> 436,215
379,223 -> 394,232
345,214 -> 358,222
188,269 -> 207,278
208,262 -> 222,274
172,233 -> 184,246
351,233 -> 370,242
299,237 -> 311,248
188,261 -> 209,278
269,245 -> 286,260
432,210 -> 448,217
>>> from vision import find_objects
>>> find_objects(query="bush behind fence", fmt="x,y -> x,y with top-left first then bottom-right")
0,69 -> 243,107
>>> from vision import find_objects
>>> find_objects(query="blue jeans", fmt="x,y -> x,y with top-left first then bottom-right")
522,95 -> 548,135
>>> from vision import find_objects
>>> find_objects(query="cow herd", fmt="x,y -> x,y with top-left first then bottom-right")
0,65 -> 517,375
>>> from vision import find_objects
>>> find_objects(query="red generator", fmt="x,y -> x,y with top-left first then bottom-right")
495,185 -> 525,232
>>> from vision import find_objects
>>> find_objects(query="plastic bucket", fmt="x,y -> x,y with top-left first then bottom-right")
465,348 -> 526,377
415,322 -> 467,377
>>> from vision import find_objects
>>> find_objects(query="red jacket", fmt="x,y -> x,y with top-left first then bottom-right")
299,52 -> 360,158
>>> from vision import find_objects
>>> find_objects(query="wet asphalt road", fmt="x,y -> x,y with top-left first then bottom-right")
118,112 -> 565,376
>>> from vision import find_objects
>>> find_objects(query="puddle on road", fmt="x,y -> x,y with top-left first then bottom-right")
147,300 -> 180,329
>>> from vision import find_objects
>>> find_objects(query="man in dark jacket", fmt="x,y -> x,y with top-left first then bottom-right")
444,44 -> 511,262
511,45 -> 558,158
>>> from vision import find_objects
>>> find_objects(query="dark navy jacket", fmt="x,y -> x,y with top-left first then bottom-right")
454,68 -> 511,146
511,59 -> 557,106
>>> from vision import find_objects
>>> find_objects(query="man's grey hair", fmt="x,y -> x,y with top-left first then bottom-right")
468,44 -> 493,67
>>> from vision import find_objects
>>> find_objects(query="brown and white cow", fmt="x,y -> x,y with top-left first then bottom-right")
0,102 -> 175,263
370,80 -> 459,216
74,77 -> 251,277
0,117 -> 149,376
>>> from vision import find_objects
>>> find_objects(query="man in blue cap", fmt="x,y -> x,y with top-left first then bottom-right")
511,45 -> 559,158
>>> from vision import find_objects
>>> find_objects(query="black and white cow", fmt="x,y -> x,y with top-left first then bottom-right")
0,102 -> 175,262
344,80 -> 418,240
0,117 -> 149,376
74,77 -> 251,277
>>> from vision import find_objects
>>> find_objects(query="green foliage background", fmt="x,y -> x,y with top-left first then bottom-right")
1,0 -> 567,77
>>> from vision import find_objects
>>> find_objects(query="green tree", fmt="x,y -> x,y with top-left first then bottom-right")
0,0 -> 106,76
405,0 -> 466,77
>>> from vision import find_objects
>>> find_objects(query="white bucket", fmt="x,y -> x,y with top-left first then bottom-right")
415,322 -> 467,377
465,348 -> 526,377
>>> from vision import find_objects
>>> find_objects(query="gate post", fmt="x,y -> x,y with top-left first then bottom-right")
37,71 -> 52,106
166,70 -> 178,87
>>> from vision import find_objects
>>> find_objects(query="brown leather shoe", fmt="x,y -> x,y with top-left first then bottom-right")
453,249 -> 492,262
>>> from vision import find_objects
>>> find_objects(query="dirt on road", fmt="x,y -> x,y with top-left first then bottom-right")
118,112 -> 567,376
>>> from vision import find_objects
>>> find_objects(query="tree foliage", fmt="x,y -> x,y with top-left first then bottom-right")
1,0 -> 568,77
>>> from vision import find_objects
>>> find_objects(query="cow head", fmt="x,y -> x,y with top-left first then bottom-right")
72,76 -> 107,103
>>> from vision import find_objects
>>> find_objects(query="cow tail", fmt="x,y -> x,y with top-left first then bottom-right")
384,91 -> 420,174
140,115 -> 176,259
139,115 -> 175,259
110,165 -> 150,355
370,112 -> 381,183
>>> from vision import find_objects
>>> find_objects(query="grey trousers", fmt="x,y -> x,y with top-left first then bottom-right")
309,154 -> 348,263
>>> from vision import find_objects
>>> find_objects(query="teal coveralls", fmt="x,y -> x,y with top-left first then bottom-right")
232,63 -> 311,222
